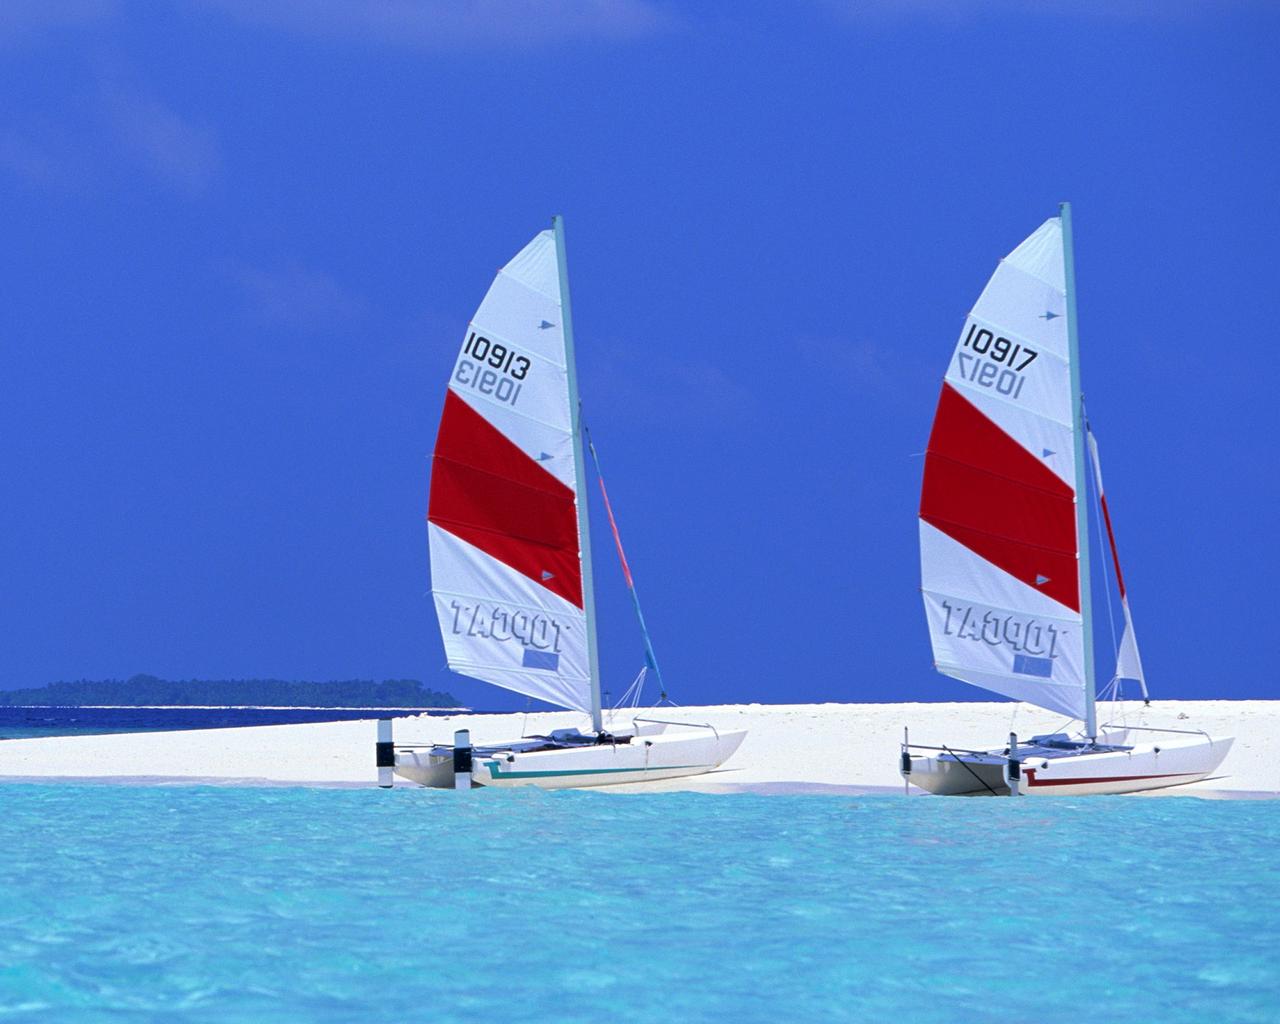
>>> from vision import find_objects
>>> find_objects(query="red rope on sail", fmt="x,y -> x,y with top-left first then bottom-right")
596,474 -> 634,590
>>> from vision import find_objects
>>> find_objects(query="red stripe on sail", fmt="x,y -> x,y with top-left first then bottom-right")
429,390 -> 582,608
921,383 -> 1079,612
1098,493 -> 1127,599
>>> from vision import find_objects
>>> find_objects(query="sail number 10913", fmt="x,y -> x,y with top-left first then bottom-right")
454,332 -> 531,408
463,332 -> 530,379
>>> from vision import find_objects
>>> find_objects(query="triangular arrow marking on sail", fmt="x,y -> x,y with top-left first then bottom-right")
920,217 -> 1090,722
428,230 -> 592,715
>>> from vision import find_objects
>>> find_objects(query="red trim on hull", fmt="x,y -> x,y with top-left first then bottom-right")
921,383 -> 1079,612
429,391 -> 583,608
1022,768 -> 1197,787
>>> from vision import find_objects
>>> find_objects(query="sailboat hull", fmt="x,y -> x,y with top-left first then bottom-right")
1013,733 -> 1233,796
475,728 -> 747,789
904,732 -> 1233,797
394,725 -> 747,790
904,753 -> 1009,796
393,750 -> 475,789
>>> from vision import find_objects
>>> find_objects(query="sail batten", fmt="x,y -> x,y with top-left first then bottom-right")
920,216 -> 1088,719
428,229 -> 593,713
923,453 -> 1078,501
945,380 -> 1073,432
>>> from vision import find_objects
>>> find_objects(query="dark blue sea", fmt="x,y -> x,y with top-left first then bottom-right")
0,706 -> 457,741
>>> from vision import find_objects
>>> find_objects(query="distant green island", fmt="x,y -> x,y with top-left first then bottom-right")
0,674 -> 460,708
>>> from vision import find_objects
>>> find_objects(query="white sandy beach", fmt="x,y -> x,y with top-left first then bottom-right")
1,700 -> 1274,796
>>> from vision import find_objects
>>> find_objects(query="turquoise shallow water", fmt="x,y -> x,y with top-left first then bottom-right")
1,788 -> 1276,1023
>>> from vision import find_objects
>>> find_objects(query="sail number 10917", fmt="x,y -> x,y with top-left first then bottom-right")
962,324 -> 1038,370
953,324 -> 1039,400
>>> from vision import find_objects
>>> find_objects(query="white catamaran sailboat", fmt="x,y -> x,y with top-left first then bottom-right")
901,204 -> 1232,796
393,217 -> 746,789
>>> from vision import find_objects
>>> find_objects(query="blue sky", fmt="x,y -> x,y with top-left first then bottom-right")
1,1 -> 1276,709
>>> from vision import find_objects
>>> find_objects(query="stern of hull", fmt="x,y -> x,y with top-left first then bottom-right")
905,753 -> 1010,796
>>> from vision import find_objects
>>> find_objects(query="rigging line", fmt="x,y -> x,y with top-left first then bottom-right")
941,745 -> 1002,796
1045,713 -> 1077,738
610,667 -> 646,711
1086,413 -> 1151,708
582,422 -> 669,702
1085,418 -> 1123,696
1097,678 -> 1125,727
627,667 -> 646,709
1092,450 -> 1121,662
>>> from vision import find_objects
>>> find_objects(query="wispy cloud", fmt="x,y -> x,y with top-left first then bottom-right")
232,265 -> 367,333
584,341 -> 757,428
0,0 -> 114,44
0,131 -> 77,188
0,76 -> 221,196
0,119 -> 110,195
196,0 -> 673,50
794,334 -> 924,409
99,83 -> 221,195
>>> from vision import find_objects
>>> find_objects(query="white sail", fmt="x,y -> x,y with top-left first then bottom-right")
919,218 -> 1087,720
427,231 -> 592,712
1087,429 -> 1148,699
1114,616 -> 1145,693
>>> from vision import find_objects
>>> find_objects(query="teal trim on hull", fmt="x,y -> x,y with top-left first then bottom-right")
482,760 -> 702,780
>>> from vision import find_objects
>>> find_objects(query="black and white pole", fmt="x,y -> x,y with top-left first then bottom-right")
453,729 -> 473,790
1004,731 -> 1021,796
376,718 -> 395,789
900,726 -> 912,796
